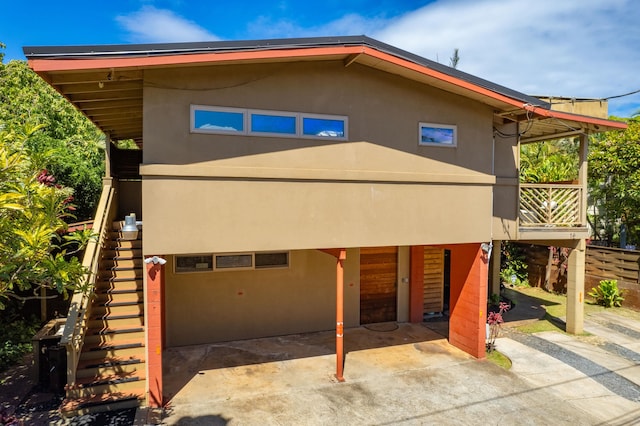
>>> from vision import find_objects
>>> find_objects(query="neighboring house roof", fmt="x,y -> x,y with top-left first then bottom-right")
24,35 -> 626,144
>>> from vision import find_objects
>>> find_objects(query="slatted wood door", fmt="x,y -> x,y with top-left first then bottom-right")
423,247 -> 445,314
360,246 -> 398,324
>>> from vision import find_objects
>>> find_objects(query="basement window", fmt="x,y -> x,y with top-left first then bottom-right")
175,251 -> 290,273
175,254 -> 213,273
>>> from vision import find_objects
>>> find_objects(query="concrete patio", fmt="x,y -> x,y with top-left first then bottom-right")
154,322 -> 610,425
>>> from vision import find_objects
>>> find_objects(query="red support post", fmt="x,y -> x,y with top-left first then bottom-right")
146,257 -> 165,408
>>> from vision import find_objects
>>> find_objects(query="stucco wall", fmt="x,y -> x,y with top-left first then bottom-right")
140,60 -> 496,254
164,248 -> 361,347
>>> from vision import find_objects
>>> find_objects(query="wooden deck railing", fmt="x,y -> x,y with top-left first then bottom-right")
60,181 -> 115,387
519,183 -> 583,227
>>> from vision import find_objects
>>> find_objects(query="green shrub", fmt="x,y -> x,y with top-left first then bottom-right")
588,279 -> 624,308
500,243 -> 529,287
0,301 -> 40,372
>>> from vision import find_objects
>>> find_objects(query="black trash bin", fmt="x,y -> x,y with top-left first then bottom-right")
32,318 -> 67,394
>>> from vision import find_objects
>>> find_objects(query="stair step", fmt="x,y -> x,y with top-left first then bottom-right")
89,315 -> 144,329
101,258 -> 143,269
98,268 -> 143,280
95,291 -> 143,304
83,338 -> 144,352
60,389 -> 144,417
103,248 -> 143,260
95,279 -> 143,292
109,231 -> 142,241
108,239 -> 142,249
76,360 -> 145,380
77,355 -> 145,371
76,369 -> 146,388
67,376 -> 146,399
92,304 -> 144,317
79,345 -> 145,361
85,330 -> 145,345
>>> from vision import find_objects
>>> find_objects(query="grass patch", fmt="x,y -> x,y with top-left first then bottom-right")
509,286 -> 640,335
515,313 -> 564,334
486,350 -> 512,370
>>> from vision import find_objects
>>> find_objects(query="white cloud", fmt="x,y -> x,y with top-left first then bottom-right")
371,0 -> 640,116
116,6 -> 219,43
245,0 -> 640,116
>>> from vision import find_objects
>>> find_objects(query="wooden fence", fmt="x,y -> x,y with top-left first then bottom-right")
517,243 -> 640,309
585,245 -> 640,308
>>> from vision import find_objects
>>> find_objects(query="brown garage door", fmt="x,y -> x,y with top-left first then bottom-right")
360,246 -> 398,324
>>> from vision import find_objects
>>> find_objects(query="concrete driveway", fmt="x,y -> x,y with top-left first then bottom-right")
145,316 -> 640,425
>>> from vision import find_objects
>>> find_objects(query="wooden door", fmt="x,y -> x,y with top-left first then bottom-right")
423,247 -> 445,314
360,246 -> 398,324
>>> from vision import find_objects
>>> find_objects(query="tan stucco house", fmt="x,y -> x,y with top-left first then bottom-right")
24,36 -> 626,414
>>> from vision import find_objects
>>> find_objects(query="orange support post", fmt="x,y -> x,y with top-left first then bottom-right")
146,257 -> 165,408
335,249 -> 346,382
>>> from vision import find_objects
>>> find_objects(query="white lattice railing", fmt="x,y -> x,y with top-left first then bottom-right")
60,181 -> 115,387
519,183 -> 583,227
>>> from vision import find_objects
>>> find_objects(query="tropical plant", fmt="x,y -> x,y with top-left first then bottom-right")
588,279 -> 624,308
500,242 -> 529,287
0,54 -> 105,221
0,124 -> 94,309
588,117 -> 640,246
486,301 -> 510,352
520,138 -> 578,183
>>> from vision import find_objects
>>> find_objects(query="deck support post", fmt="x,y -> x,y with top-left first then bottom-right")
335,249 -> 347,382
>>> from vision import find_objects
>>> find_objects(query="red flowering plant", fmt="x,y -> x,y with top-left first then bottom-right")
486,301 -> 510,352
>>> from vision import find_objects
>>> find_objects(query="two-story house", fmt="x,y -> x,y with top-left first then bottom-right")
24,36 -> 626,414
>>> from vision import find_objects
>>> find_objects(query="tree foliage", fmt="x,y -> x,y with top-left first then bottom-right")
0,125 -> 94,309
520,138 -> 579,183
0,55 -> 104,221
588,117 -> 640,245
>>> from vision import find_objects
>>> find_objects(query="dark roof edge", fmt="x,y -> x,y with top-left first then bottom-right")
23,35 -> 549,109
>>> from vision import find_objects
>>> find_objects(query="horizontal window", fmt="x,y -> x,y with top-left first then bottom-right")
419,122 -> 457,147
175,251 -> 289,273
191,105 -> 347,141
192,107 -> 245,133
175,255 -> 213,273
302,116 -> 345,138
250,113 -> 297,135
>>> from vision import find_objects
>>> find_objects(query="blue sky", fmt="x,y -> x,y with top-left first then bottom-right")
2,0 -> 639,117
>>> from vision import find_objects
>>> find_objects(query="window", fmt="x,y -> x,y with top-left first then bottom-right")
175,255 -> 213,273
302,116 -> 346,138
191,105 -> 347,141
174,251 -> 289,273
419,123 -> 457,147
215,254 -> 253,270
250,112 -> 297,135
192,106 -> 245,133
255,252 -> 289,269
